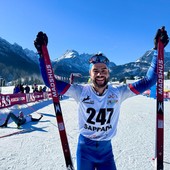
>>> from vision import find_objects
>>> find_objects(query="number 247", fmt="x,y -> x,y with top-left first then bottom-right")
86,108 -> 113,125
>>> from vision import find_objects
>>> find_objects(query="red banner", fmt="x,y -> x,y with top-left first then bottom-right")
0,92 -> 52,109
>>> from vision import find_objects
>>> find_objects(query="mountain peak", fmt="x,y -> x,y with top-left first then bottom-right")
0,35 -> 170,84
56,50 -> 79,61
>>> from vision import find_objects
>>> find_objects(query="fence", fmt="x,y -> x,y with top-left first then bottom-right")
0,92 -> 52,109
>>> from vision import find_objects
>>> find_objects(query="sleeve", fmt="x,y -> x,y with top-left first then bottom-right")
65,84 -> 84,102
31,116 -> 43,122
39,57 -> 70,95
128,50 -> 157,94
117,84 -> 136,103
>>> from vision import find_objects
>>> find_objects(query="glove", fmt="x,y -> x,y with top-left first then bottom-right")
34,31 -> 48,54
160,31 -> 169,47
153,28 -> 169,49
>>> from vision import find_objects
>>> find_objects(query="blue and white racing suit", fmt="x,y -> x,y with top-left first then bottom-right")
38,51 -> 157,170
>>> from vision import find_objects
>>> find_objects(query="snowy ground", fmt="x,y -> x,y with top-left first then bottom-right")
0,86 -> 170,170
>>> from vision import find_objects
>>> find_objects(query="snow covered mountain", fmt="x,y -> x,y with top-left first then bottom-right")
110,50 -> 170,81
0,36 -> 170,84
0,37 -> 41,83
53,50 -> 116,79
0,38 -> 39,64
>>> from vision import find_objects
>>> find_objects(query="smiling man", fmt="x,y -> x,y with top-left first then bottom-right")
34,28 -> 167,170
89,55 -> 110,95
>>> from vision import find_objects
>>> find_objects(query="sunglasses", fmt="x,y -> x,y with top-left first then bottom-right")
89,54 -> 110,66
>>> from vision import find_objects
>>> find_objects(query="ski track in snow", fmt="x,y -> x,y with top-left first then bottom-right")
0,87 -> 170,170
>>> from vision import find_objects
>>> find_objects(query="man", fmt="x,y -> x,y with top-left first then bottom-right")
34,28 -> 167,170
153,26 -> 169,50
0,111 -> 43,128
25,84 -> 30,93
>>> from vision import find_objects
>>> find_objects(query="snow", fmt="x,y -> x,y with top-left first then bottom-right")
0,86 -> 170,170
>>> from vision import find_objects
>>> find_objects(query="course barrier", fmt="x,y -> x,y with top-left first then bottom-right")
0,92 -> 52,109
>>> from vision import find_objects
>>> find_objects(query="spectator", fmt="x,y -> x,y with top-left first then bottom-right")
13,84 -> 20,94
42,86 -> 47,92
33,84 -> 39,93
19,84 -> 24,93
39,86 -> 43,92
25,85 -> 30,93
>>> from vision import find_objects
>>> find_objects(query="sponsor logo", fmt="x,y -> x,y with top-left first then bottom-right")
46,64 -> 58,97
82,96 -> 94,104
107,99 -> 118,105
107,93 -> 118,105
84,123 -> 112,132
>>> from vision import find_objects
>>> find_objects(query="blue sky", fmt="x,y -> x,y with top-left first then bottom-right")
0,0 -> 170,65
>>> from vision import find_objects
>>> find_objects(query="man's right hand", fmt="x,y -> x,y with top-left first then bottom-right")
34,31 -> 48,54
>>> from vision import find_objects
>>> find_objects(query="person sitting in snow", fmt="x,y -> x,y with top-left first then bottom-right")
0,111 -> 43,128
34,28 -> 168,170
